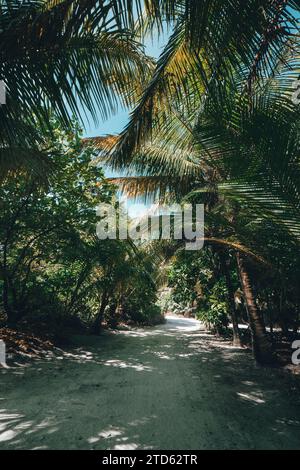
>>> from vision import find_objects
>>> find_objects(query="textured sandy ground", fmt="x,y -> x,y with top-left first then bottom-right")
1,315 -> 300,450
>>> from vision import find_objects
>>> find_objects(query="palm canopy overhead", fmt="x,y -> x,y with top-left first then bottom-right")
90,48 -> 300,246
87,1 -> 300,245
109,0 -> 300,166
194,66 -> 300,242
0,0 -> 156,175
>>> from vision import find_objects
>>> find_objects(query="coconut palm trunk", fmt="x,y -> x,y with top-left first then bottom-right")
218,251 -> 241,347
236,252 -> 274,364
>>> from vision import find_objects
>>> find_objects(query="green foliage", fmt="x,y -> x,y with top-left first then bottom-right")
104,7 -> 300,343
111,1 -> 299,167
0,0 -> 153,176
128,255 -> 161,324
1,1 -> 300,353
167,248 -> 233,331
197,281 -> 229,334
0,119 -> 162,332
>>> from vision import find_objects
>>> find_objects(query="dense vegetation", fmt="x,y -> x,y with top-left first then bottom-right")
0,119 -> 162,336
0,1 -> 300,366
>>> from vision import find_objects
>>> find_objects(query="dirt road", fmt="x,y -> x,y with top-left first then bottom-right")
1,315 -> 300,450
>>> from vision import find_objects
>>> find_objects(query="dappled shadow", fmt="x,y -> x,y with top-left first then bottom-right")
1,316 -> 300,449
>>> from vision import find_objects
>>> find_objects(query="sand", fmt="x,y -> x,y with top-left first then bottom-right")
1,315 -> 300,450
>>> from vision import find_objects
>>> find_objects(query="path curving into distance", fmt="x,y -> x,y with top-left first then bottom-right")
1,315 -> 300,449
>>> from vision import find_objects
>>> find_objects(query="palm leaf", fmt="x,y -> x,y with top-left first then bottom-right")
0,0 -> 153,161
111,0 -> 300,166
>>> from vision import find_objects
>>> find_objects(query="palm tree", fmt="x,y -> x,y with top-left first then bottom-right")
0,0 -> 153,175
109,0 -> 299,166
236,251 -> 274,363
84,2 -> 300,363
218,250 -> 242,347
89,50 -> 300,363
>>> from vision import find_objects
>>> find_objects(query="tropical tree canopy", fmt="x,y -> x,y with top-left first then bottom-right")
0,0 -> 153,175
1,0 -> 300,367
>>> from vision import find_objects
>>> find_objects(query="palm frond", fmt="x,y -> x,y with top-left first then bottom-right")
0,0 -> 153,153
0,146 -> 55,181
110,20 -> 206,166
108,175 -> 196,201
219,180 -> 300,241
111,0 -> 300,166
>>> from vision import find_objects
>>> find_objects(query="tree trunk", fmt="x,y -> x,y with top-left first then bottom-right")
219,252 -> 242,347
3,277 -> 12,323
2,275 -> 18,325
107,301 -> 118,328
236,252 -> 274,365
92,290 -> 109,335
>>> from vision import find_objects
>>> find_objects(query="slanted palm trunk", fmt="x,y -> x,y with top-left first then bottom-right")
219,251 -> 241,347
236,252 -> 274,364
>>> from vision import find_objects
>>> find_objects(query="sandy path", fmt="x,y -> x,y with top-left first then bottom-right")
1,315 -> 300,450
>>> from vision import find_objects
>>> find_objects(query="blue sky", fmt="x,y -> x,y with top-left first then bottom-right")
82,8 -> 299,139
82,35 -> 168,216
82,35 -> 167,139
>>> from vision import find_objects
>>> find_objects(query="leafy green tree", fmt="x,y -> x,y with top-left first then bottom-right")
99,32 -> 300,363
0,118 -> 163,332
0,119 -> 113,324
168,249 -> 234,335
